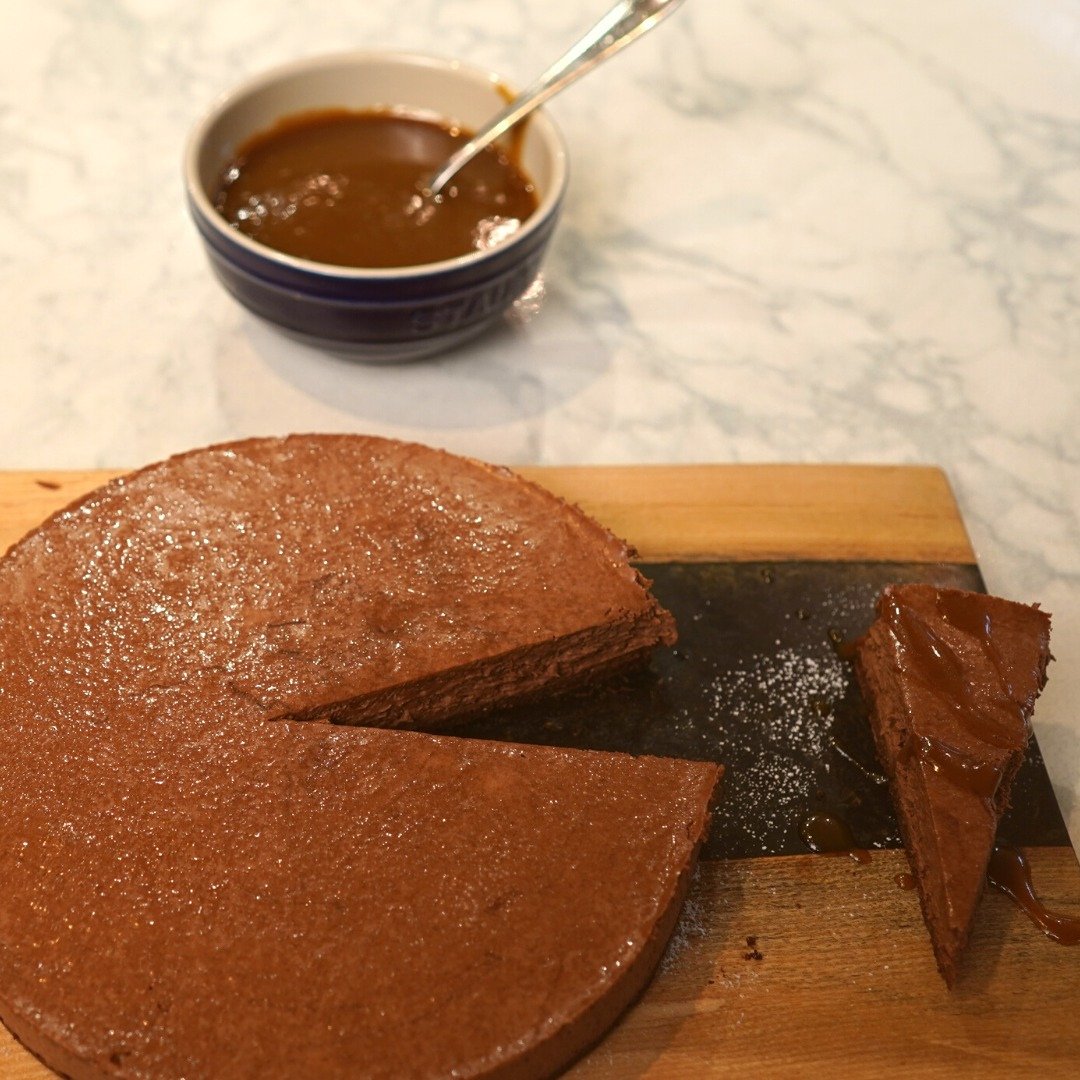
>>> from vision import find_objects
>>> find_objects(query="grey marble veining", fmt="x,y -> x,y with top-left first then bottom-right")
1,0 -> 1079,847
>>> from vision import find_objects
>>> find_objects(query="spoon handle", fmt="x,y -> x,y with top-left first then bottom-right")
424,0 -> 686,198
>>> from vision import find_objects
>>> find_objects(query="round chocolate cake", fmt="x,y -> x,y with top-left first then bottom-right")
0,435 -> 718,1079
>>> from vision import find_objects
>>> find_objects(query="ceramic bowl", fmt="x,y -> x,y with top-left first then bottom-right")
184,51 -> 568,361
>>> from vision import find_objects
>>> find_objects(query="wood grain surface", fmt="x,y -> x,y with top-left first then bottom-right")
0,463 -> 974,563
2,463 -> 1077,1080
569,848 -> 1080,1079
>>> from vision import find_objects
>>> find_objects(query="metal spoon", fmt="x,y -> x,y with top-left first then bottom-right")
422,0 -> 687,200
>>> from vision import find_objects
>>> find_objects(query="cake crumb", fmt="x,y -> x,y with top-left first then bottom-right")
742,935 -> 764,961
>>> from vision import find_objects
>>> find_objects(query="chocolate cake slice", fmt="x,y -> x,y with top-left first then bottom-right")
0,435 -> 717,1079
0,722 -> 719,1079
854,584 -> 1052,985
4,434 -> 675,733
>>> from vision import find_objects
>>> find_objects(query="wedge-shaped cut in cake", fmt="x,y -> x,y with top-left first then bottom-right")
0,435 -> 716,1079
854,584 -> 1051,986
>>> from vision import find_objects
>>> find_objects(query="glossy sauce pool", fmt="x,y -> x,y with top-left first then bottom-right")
213,109 -> 538,269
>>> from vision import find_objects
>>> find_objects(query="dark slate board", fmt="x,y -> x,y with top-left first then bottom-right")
451,562 -> 1070,860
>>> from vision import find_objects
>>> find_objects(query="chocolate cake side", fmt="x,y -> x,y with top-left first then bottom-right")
854,584 -> 1051,985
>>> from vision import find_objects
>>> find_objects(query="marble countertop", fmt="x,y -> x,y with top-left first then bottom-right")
2,1 -> 1078,849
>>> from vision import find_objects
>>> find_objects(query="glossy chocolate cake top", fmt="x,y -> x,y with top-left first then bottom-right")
2,435 -> 675,731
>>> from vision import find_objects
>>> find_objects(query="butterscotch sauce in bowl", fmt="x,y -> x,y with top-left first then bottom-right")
214,108 -> 539,269
184,52 -> 568,360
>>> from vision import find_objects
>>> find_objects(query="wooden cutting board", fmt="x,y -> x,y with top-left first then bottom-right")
1,464 -> 1077,1079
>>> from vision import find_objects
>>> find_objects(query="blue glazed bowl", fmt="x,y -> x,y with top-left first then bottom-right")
184,51 -> 568,361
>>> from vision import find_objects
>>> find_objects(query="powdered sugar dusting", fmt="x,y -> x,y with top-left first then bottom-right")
708,647 -> 849,758
660,868 -> 708,972
456,561 -> 985,858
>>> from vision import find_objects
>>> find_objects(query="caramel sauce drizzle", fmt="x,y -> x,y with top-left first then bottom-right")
913,733 -> 1003,801
800,812 -> 871,865
988,847 -> 1080,945
888,591 -> 1026,751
